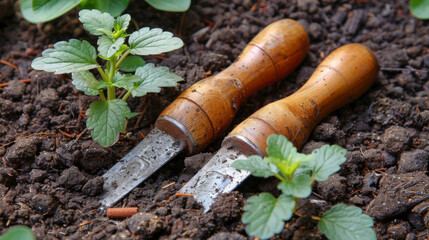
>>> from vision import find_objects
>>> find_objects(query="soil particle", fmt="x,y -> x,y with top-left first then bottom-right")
35,151 -> 60,169
30,193 -> 58,215
3,79 -> 25,99
397,149 -> 429,173
367,172 -> 429,221
382,126 -> 416,155
385,220 -> 412,240
79,141 -> 116,172
38,88 -> 59,109
82,176 -> 104,197
211,192 -> 243,222
315,173 -> 347,201
208,232 -> 247,240
183,152 -> 213,173
3,136 -> 41,168
54,166 -> 88,191
0,167 -> 17,186
199,52 -> 230,71
363,148 -> 397,170
29,169 -> 47,183
0,98 -> 20,118
125,212 -> 165,238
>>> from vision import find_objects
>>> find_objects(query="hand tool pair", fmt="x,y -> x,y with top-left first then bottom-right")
99,19 -> 379,211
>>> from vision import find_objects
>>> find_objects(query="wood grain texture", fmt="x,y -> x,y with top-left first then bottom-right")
156,19 -> 309,153
225,43 -> 379,154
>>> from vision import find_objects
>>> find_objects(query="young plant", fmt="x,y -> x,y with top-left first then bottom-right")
21,0 -> 191,23
231,134 -> 376,240
31,9 -> 184,147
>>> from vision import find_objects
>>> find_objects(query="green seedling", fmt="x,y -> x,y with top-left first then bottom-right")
20,0 -> 191,23
0,226 -> 35,240
31,9 -> 184,147
231,134 -> 376,240
410,0 -> 429,19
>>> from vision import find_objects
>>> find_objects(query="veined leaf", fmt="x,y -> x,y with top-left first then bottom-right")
128,28 -> 184,55
231,155 -> 276,178
71,71 -> 100,95
97,36 -> 124,58
132,63 -> 182,97
145,0 -> 191,12
114,14 -> 131,31
21,0 -> 81,23
277,174 -> 312,198
79,9 -> 114,35
79,0 -> 129,17
112,73 -> 141,90
86,99 -> 132,147
310,145 -> 347,182
243,193 -> 295,240
31,39 -> 98,74
119,55 -> 146,72
319,204 -> 376,240
410,0 -> 429,19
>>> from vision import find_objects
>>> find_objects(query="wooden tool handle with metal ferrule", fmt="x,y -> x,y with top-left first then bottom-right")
224,43 -> 379,155
156,19 -> 309,154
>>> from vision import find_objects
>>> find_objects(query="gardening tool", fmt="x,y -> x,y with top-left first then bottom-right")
177,43 -> 379,211
99,19 -> 309,207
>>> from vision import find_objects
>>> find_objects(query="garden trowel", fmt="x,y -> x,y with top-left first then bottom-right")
177,43 -> 379,211
99,19 -> 309,207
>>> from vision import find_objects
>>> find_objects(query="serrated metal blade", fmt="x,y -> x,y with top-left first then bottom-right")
178,147 -> 251,212
99,128 -> 184,207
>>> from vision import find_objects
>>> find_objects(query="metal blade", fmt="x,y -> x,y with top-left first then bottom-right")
99,128 -> 184,207
178,147 -> 250,212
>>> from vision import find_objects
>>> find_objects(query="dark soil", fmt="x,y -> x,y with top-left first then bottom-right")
1,0 -> 428,239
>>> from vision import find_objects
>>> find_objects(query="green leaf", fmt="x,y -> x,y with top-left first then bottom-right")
277,174 -> 312,198
124,112 -> 141,118
0,225 -> 35,240
114,14 -> 131,31
31,39 -> 98,74
97,36 -> 124,58
112,73 -> 141,90
79,0 -> 130,17
132,63 -> 182,97
410,0 -> 429,19
145,0 -> 191,12
20,0 -> 81,23
319,204 -> 376,240
128,28 -> 184,55
119,55 -> 146,72
231,156 -> 276,178
86,99 -> 132,147
79,9 -> 114,35
71,71 -> 100,95
243,193 -> 295,240
309,145 -> 347,182
264,135 -> 314,177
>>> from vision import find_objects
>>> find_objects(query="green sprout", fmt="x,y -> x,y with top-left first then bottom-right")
0,226 -> 35,240
31,9 -> 184,147
231,134 -> 376,240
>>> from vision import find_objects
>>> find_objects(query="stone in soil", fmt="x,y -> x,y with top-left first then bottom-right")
397,149 -> 429,173
125,212 -> 165,238
54,166 -> 88,191
367,172 -> 429,221
30,193 -> 58,215
382,126 -> 416,155
316,173 -> 347,201
3,80 -> 25,99
208,232 -> 247,240
3,136 -> 41,168
82,176 -> 104,196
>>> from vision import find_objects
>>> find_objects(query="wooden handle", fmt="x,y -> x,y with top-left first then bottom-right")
156,19 -> 309,153
224,43 -> 379,155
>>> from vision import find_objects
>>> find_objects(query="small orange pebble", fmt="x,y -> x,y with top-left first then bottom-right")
107,207 -> 138,219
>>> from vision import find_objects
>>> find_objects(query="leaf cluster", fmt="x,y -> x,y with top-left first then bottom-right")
231,134 -> 376,240
31,9 -> 184,147
21,0 -> 191,23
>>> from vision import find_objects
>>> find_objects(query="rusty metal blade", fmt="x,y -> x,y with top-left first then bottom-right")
178,147 -> 250,212
99,128 -> 184,207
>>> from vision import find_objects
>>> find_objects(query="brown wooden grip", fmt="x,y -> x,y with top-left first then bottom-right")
156,19 -> 309,153
224,43 -> 379,155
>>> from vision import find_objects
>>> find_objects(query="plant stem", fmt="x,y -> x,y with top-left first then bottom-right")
116,51 -> 130,69
99,90 -> 107,101
107,58 -> 117,100
274,173 -> 287,182
97,67 -> 108,81
311,216 -> 321,221
122,90 -> 133,101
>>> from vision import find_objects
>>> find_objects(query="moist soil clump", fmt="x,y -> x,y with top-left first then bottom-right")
0,0 -> 428,239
